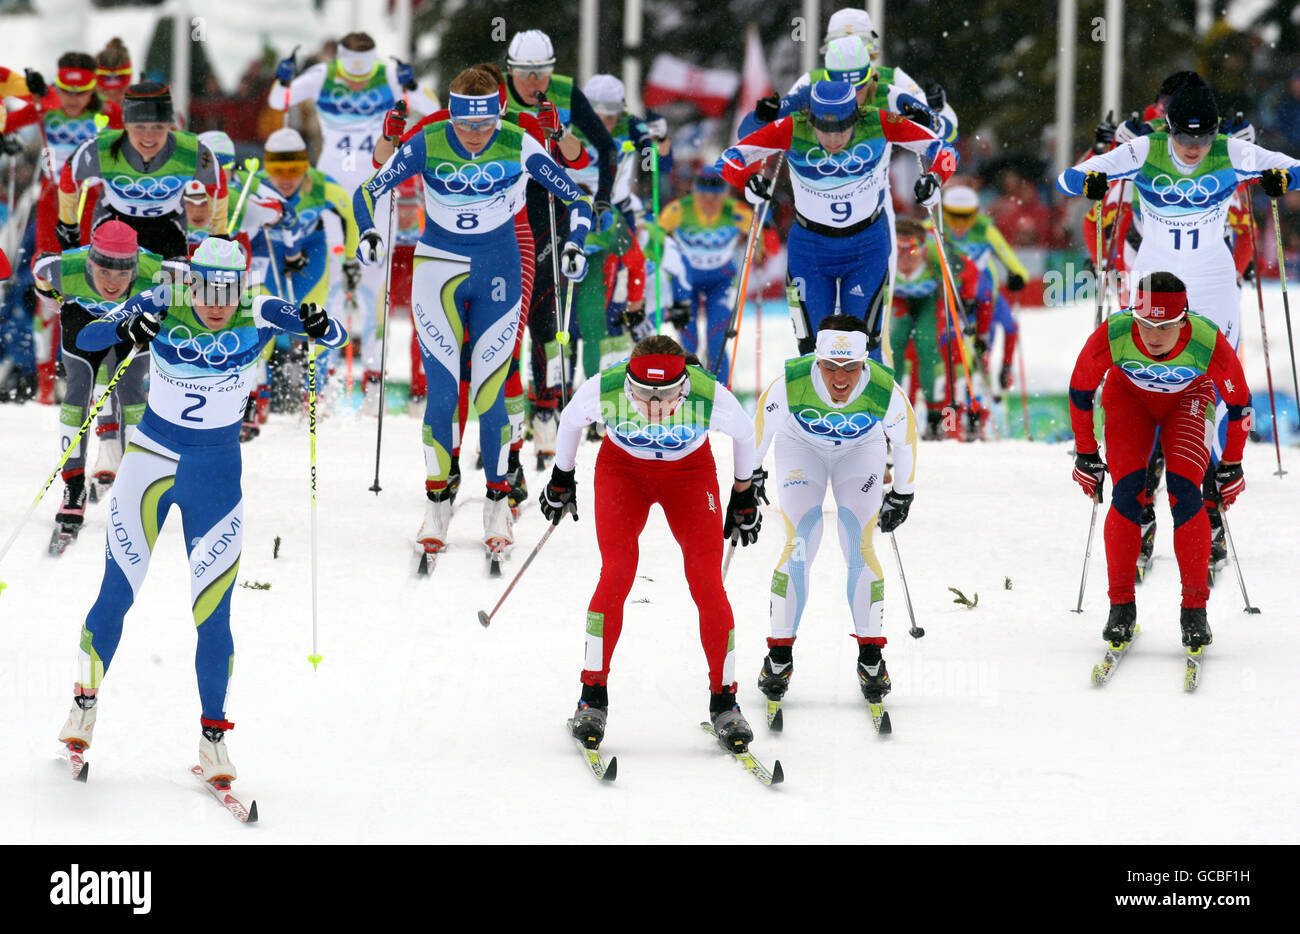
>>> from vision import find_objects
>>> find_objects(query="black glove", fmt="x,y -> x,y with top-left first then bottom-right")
115,310 -> 165,345
24,68 -> 48,99
358,229 -> 385,266
540,466 -> 578,525
1072,450 -> 1107,501
298,301 -> 330,339
745,174 -> 773,203
924,82 -> 946,112
667,301 -> 692,328
56,220 -> 81,251
0,134 -> 22,157
342,257 -> 362,292
750,467 -> 769,505
622,307 -> 645,331
754,93 -> 781,124
283,252 -> 309,275
973,335 -> 988,355
913,171 -> 941,208
878,490 -> 913,533
724,483 -> 762,546
1261,168 -> 1290,199
1093,116 -> 1116,154
1006,273 -> 1026,292
1083,171 -> 1108,201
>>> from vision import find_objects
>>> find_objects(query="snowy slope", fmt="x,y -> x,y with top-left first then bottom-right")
1,339 -> 1297,843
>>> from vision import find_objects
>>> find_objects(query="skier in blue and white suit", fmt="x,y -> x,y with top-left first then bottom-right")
353,67 -> 592,559
56,236 -> 347,787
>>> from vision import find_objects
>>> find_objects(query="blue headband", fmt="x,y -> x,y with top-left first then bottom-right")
449,92 -> 500,121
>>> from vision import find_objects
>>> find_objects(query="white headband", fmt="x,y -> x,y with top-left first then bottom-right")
338,48 -> 378,79
815,329 -> 868,361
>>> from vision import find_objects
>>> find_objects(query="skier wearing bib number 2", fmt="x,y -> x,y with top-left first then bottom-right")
721,79 -> 957,360
353,67 -> 593,570
56,236 -> 348,787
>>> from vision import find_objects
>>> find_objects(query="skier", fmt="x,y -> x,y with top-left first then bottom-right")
352,66 -> 592,566
56,236 -> 348,784
1068,272 -> 1249,658
750,314 -> 917,723
59,83 -> 227,259
571,206 -> 648,386
574,73 -> 673,221
93,38 -> 132,113
540,335 -> 762,753
656,167 -> 752,376
721,79 -> 957,359
32,220 -> 187,551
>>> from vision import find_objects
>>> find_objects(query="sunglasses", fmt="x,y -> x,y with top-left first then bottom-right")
1172,130 -> 1216,148
627,379 -> 686,403
1135,314 -> 1185,331
266,162 -> 309,179
511,67 -> 553,81
817,358 -> 865,373
450,117 -> 498,133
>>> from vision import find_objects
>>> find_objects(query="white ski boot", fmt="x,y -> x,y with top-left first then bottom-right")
90,433 -> 124,501
532,408 -> 558,470
484,489 -> 514,575
58,689 -> 98,751
417,490 -> 455,551
198,723 -> 237,783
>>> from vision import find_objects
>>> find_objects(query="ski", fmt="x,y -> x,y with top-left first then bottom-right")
765,699 -> 783,732
48,525 -> 79,556
1091,624 -> 1141,685
867,701 -> 892,735
65,744 -> 89,782
699,723 -> 784,787
413,541 -> 444,577
485,541 -> 508,578
1184,646 -> 1204,692
565,721 -> 618,782
190,765 -> 258,823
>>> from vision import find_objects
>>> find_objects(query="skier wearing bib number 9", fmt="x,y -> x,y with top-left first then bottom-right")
352,67 -> 593,567
55,236 -> 347,788
720,80 -> 957,361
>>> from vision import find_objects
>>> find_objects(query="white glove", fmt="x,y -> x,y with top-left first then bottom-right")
645,117 -> 668,140
358,229 -> 385,266
560,242 -> 587,282
244,193 -> 284,229
1114,114 -> 1143,146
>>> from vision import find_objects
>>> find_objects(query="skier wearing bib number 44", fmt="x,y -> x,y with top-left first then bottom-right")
56,236 -> 347,786
353,68 -> 592,570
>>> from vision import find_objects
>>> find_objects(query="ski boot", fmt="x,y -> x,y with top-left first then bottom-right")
532,407 -> 558,471
1102,602 -> 1137,645
51,474 -> 87,555
484,487 -> 514,575
998,362 -> 1013,391
90,432 -> 123,501
445,459 -> 462,505
197,720 -> 237,784
570,684 -> 609,749
708,690 -> 754,753
856,643 -> 892,702
923,407 -> 945,441
1180,607 -> 1212,650
417,487 -> 455,551
58,687 -> 98,752
505,450 -> 528,515
1207,505 -> 1227,571
756,647 -> 793,701
1136,504 -> 1156,582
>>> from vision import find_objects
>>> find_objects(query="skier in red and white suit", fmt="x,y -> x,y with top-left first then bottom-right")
1068,271 -> 1249,652
539,336 -> 761,754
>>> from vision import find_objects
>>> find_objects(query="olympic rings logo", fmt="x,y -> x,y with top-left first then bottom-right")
47,123 -> 94,146
110,174 -> 185,201
166,324 -> 243,366
681,228 -> 738,249
1120,361 -> 1199,384
802,143 -> 878,176
613,421 -> 700,449
1148,172 -> 1221,207
321,86 -> 392,115
433,161 -> 507,194
795,407 -> 875,437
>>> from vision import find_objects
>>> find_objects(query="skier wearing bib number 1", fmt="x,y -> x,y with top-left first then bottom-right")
353,67 -> 593,570
268,33 -> 439,412
720,79 -> 957,360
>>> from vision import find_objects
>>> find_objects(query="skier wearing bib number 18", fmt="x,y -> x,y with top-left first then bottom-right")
352,67 -> 593,572
55,236 -> 348,788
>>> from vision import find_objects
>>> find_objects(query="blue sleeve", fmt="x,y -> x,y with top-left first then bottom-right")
257,296 -> 348,349
1057,168 -> 1087,196
353,132 -> 428,234
76,288 -> 169,352
523,150 -> 592,245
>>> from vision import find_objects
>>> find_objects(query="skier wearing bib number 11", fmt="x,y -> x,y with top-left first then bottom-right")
353,67 -> 593,571
55,236 -> 348,786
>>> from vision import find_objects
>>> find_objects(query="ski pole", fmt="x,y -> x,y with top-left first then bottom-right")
1269,198 -> 1300,432
926,215 -> 980,425
537,92 -> 569,408
717,153 -> 783,385
1093,187 -> 1106,328
1071,495 -> 1101,614
721,535 -> 737,582
1017,323 -> 1032,440
889,532 -> 924,638
368,185 -> 400,494
477,523 -> 559,627
306,336 -> 322,668
651,139 -> 661,332
1243,185 -> 1286,476
1099,179 -> 1127,320
225,157 -> 261,236
1219,509 -> 1260,615
0,345 -> 141,571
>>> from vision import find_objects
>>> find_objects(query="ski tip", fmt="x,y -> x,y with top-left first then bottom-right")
477,610 -> 491,628
488,559 -> 502,578
771,760 -> 784,785
769,708 -> 784,733
879,712 -> 893,736
247,801 -> 259,823
76,762 -> 89,783
603,757 -> 618,782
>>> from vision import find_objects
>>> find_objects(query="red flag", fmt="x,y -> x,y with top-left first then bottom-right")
643,54 -> 740,118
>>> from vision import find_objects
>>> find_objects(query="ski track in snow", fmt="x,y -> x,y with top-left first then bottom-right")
2,386 -> 1297,844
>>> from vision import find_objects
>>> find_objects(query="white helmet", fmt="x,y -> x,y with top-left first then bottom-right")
941,185 -> 979,214
823,36 -> 873,86
583,74 -> 625,115
822,9 -> 878,54
507,30 -> 556,68
265,127 -> 307,154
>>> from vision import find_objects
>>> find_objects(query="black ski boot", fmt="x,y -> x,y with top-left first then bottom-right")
1180,607 -> 1212,649
1206,505 -> 1227,569
757,645 -> 793,701
570,684 -> 608,750
1103,602 -> 1137,645
923,408 -> 944,441
1139,503 -> 1156,559
856,643 -> 891,702
446,458 -> 462,505
505,449 -> 528,511
708,689 -> 753,753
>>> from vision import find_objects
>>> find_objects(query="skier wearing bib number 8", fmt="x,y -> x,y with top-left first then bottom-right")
352,68 -> 592,568
55,236 -> 347,786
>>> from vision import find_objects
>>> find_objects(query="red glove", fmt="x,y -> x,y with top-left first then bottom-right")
1072,451 -> 1106,501
383,107 -> 407,141
536,104 -> 563,143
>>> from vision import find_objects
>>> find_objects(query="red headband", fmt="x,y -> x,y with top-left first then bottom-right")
56,67 -> 97,93
1136,290 -> 1188,321
628,354 -> 686,385
96,67 -> 132,91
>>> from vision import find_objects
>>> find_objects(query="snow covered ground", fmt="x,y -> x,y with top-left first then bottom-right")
1,308 -> 1298,843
